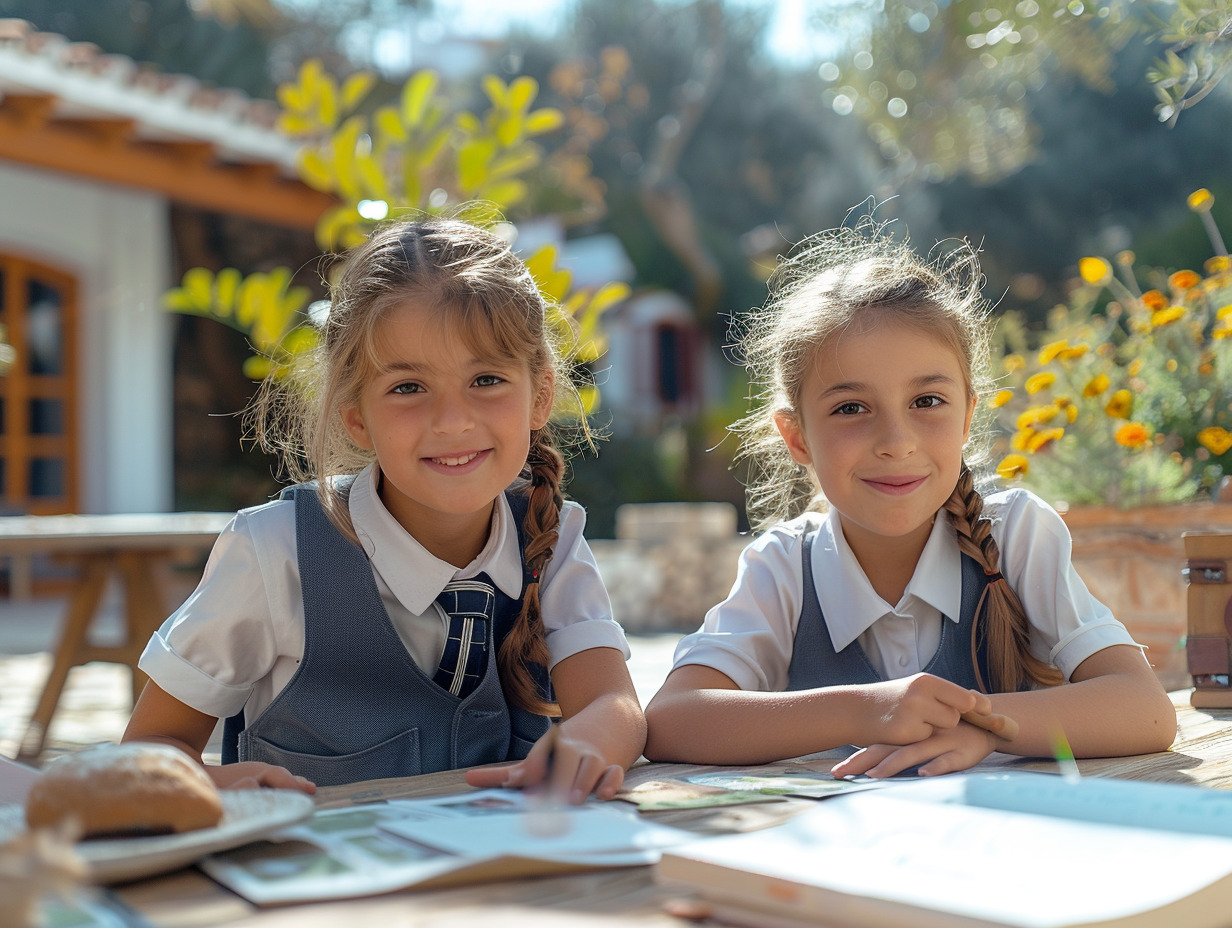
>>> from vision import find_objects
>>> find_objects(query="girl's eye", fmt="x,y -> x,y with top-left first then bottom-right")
474,374 -> 505,387
833,401 -> 866,416
913,394 -> 945,409
391,382 -> 423,395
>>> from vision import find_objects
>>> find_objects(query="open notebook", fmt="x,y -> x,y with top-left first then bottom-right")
657,771 -> 1232,928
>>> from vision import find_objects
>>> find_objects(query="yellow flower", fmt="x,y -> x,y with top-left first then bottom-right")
1114,422 -> 1152,449
1215,323 -> 1232,340
1003,354 -> 1026,374
1017,405 -> 1058,430
1027,427 -> 1065,452
1200,362 -> 1215,375
1079,257 -> 1112,286
1065,403 -> 1079,423
1189,188 -> 1215,212
1105,389 -> 1133,419
1151,306 -> 1186,327
1199,427 -> 1232,456
1218,305 -> 1232,320
1170,270 -> 1201,291
1038,340 -> 1070,364
1166,358 -> 1178,372
990,389 -> 1014,408
1207,256 -> 1231,275
996,454 -> 1029,479
1082,373 -> 1110,397
1010,429 -> 1033,451
1059,344 -> 1089,360
1141,290 -> 1168,312
1025,371 -> 1056,394
1128,359 -> 1143,377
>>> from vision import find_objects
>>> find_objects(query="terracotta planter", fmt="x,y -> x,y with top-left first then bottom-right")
1059,502 -> 1232,692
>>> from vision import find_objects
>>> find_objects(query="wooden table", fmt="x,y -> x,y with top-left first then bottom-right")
0,512 -> 232,761
105,692 -> 1232,927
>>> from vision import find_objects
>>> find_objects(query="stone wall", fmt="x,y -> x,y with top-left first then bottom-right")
590,502 -> 748,634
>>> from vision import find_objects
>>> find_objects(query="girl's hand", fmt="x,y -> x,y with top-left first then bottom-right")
830,721 -> 998,779
464,726 -> 625,804
857,673 -> 991,745
206,761 -> 317,794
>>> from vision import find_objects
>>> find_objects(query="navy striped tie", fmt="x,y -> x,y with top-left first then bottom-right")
433,577 -> 495,699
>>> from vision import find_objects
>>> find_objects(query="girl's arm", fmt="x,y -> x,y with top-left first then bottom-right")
464,646 -> 646,802
124,681 -> 315,793
831,644 -> 1177,778
643,663 -> 992,765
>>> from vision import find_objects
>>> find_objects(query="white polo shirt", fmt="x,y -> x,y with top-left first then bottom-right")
139,464 -> 628,723
671,487 -> 1138,691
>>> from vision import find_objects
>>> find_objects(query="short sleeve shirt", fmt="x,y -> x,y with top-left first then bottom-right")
138,464 -> 628,722
670,487 -> 1139,691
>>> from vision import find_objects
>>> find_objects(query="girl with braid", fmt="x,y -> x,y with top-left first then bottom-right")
125,218 -> 645,798
645,222 -> 1175,776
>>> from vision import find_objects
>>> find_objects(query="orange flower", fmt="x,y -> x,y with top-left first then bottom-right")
1025,372 -> 1056,394
1141,290 -> 1168,312
1151,306 -> 1185,327
1115,422 -> 1152,449
1105,389 -> 1133,419
1169,269 -> 1201,291
1199,427 -> 1232,456
1027,428 -> 1065,452
1082,373 -> 1110,397
1038,340 -> 1070,365
1189,188 -> 1215,212
996,454 -> 1029,479
1079,257 -> 1112,286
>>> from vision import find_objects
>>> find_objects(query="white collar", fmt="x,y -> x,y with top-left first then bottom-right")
346,464 -> 525,614
813,509 -> 962,653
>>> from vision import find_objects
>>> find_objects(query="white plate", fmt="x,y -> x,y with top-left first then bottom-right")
0,788 -> 315,884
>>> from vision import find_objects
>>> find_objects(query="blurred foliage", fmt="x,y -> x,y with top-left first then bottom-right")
813,0 -> 1232,185
992,190 -> 1232,508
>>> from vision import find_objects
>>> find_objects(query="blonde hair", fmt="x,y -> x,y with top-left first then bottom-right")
732,219 -> 1060,692
250,216 -> 589,715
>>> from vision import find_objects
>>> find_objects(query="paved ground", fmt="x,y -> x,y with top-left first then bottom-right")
0,582 -> 684,767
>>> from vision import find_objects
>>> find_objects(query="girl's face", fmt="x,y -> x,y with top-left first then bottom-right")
342,300 -> 553,561
773,316 -> 975,565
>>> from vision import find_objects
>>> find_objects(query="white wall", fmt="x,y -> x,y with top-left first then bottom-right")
0,161 -> 173,513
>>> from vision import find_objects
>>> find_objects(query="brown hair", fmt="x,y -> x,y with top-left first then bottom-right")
249,216 -> 592,715
732,218 -> 1061,692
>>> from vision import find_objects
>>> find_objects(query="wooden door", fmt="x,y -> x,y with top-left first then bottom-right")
0,255 -> 78,514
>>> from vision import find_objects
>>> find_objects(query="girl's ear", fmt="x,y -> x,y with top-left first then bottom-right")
342,405 -> 374,450
530,369 -> 555,431
773,409 -> 813,467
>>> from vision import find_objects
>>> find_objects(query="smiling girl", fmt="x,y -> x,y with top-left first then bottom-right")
124,218 -> 645,799
644,222 -> 1175,776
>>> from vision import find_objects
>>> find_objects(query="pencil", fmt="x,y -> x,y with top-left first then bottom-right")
960,709 -> 1020,742
1050,728 -> 1081,783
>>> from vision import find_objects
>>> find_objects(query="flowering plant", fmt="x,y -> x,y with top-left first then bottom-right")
992,190 -> 1232,509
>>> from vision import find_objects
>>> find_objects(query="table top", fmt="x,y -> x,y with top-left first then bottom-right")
0,511 -> 233,553
105,691 -> 1232,928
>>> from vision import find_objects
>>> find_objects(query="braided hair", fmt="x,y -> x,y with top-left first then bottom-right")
731,217 -> 1061,693
249,216 -> 591,716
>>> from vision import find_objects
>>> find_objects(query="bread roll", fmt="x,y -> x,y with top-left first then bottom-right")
25,743 -> 224,838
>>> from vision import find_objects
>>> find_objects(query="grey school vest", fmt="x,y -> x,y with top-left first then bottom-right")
227,482 -> 552,786
786,528 -> 993,692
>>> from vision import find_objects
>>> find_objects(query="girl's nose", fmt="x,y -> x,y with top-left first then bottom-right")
874,414 -> 916,458
431,392 -> 475,433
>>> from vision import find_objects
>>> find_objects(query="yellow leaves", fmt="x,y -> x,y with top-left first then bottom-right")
1114,422 -> 1152,450
1105,389 -> 1134,419
996,454 -> 1029,479
1079,257 -> 1112,286
525,245 -> 572,303
277,59 -> 375,138
163,267 -> 317,379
